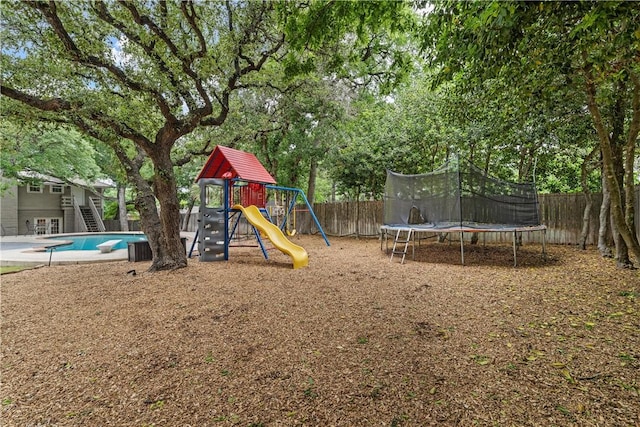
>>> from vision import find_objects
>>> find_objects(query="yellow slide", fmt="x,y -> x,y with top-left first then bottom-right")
232,204 -> 309,269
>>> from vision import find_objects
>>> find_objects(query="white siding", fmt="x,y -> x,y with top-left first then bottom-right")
0,183 -> 19,235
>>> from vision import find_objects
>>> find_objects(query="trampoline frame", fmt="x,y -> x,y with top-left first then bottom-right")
380,224 -> 547,266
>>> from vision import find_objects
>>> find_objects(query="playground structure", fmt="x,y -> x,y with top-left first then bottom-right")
381,156 -> 546,266
192,145 -> 329,269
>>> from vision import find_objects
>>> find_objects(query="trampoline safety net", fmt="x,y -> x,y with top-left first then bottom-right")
384,157 -> 541,229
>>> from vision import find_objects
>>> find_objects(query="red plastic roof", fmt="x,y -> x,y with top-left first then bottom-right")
195,145 -> 276,184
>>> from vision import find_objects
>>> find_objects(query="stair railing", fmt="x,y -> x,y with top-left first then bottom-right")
89,197 -> 106,232
72,197 -> 89,232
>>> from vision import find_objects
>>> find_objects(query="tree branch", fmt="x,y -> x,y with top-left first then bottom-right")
2,84 -> 155,153
116,1 -> 212,119
173,139 -> 213,167
31,1 -> 174,119
91,1 -> 190,121
181,1 -> 207,61
1,85 -> 71,111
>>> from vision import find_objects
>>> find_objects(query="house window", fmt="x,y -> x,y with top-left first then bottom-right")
27,184 -> 43,193
34,218 -> 47,235
49,218 -> 61,234
50,185 -> 63,194
32,217 -> 62,234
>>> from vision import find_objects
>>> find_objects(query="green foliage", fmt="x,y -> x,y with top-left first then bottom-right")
279,1 -> 417,93
0,121 -> 102,188
416,1 -> 640,192
4,0 -> 628,236
327,62 -> 601,197
422,1 -> 640,128
103,199 -> 137,220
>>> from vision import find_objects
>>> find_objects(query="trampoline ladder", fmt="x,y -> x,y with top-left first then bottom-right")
390,228 -> 413,264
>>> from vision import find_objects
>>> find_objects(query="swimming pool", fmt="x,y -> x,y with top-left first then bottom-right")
45,233 -> 147,251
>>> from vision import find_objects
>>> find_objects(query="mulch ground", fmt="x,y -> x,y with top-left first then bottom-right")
1,236 -> 639,426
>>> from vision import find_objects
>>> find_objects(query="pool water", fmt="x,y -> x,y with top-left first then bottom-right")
46,233 -> 147,251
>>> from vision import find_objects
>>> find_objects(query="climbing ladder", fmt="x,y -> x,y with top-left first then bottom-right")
390,228 -> 413,264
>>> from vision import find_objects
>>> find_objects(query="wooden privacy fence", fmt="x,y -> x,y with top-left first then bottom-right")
292,188 -> 640,246
140,188 -> 640,246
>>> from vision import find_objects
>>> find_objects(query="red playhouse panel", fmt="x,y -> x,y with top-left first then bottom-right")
240,182 -> 266,208
196,145 -> 276,184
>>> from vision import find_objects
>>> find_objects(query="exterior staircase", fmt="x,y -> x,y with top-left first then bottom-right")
80,207 -> 100,232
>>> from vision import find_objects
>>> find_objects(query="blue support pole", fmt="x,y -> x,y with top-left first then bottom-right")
229,208 -> 269,260
266,185 -> 330,246
252,225 -> 269,260
188,228 -> 198,258
223,179 -> 230,260
228,210 -> 242,241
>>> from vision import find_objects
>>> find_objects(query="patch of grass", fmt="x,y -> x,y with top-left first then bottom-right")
304,377 -> 317,399
471,354 -> 491,365
148,400 -> 164,410
618,290 -> 639,298
616,380 -> 639,393
370,383 -> 384,399
556,404 -> 576,420
584,321 -> 596,330
618,353 -> 636,366
0,266 -> 29,275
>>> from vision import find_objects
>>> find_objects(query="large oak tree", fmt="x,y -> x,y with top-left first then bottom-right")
1,0 -> 412,270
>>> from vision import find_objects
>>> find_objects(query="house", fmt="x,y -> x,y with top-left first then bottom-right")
0,172 -> 113,236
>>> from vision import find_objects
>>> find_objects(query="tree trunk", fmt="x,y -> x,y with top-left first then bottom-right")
624,74 -> 640,248
148,148 -> 187,271
109,144 -> 172,271
611,211 -> 630,267
117,184 -> 129,232
610,80 -> 633,267
355,187 -> 360,239
579,146 -> 598,250
585,72 -> 640,266
610,125 -> 632,268
598,173 -> 613,257
134,183 -> 164,263
579,187 -> 592,251
305,156 -> 318,234
470,232 -> 479,245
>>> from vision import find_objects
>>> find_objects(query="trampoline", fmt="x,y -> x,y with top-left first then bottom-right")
381,157 -> 547,266
380,223 -> 546,266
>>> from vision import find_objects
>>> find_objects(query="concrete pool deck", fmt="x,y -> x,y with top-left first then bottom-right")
0,233 -> 195,266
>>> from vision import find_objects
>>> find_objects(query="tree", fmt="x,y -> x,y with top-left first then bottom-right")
1,1 -> 286,270
422,1 -> 640,267
0,121 -> 101,191
1,0 -> 414,271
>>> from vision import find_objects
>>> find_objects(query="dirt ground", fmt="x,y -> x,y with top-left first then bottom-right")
1,236 -> 639,426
